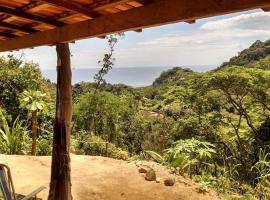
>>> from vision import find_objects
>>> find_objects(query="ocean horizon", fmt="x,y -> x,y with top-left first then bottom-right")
42,65 -> 216,87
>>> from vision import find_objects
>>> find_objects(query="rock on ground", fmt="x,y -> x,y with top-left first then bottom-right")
145,168 -> 156,181
164,177 -> 175,186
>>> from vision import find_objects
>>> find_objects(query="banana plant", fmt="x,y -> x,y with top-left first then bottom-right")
19,90 -> 47,156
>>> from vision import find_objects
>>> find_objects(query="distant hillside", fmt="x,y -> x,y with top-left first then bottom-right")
152,67 -> 194,86
153,40 -> 270,87
218,39 -> 270,70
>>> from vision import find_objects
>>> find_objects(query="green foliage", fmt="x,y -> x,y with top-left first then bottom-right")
94,33 -> 124,90
75,132 -> 112,156
145,150 -> 164,164
19,90 -> 47,112
153,67 -> 194,86
73,131 -> 129,160
73,91 -> 142,153
112,148 -> 129,160
37,134 -> 52,156
0,109 -> 30,154
164,139 -> 216,175
251,149 -> 270,200
145,139 -> 216,176
219,39 -> 270,69
253,55 -> 270,70
0,56 -> 47,118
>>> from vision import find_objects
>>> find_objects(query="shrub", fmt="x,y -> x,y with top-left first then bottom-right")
0,110 -> 30,155
74,131 -> 129,160
37,137 -> 52,156
112,148 -> 129,160
164,138 -> 216,175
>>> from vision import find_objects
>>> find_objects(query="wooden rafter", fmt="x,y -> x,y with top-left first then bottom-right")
0,31 -> 15,38
0,0 -> 269,51
39,0 -> 99,18
0,5 -> 64,26
91,0 -> 135,11
0,21 -> 37,33
21,1 -> 44,11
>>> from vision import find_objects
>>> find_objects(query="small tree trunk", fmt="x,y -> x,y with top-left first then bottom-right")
31,111 -> 37,156
48,43 -> 72,200
105,134 -> 109,157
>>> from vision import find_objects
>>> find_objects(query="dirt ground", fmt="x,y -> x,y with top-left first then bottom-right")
0,154 -> 223,200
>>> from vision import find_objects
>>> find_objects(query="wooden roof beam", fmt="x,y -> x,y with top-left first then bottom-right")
0,32 -> 16,38
262,7 -> 270,11
185,20 -> 196,24
0,5 -> 64,27
39,0 -> 99,18
97,35 -> 106,39
0,0 -> 270,51
0,21 -> 37,33
133,29 -> 142,32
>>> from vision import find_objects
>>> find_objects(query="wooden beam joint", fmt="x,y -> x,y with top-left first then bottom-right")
262,6 -> 270,11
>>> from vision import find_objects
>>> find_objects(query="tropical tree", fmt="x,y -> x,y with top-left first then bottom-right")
0,56 -> 45,118
19,90 -> 47,155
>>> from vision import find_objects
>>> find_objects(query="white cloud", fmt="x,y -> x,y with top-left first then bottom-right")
201,12 -> 270,30
139,11 -> 270,48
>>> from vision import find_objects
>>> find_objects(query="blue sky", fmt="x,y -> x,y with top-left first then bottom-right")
1,9 -> 270,71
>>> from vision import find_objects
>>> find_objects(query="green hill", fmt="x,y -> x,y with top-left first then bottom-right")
152,67 -> 194,86
218,39 -> 270,69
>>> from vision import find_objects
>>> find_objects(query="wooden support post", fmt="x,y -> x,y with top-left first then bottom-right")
48,43 -> 72,200
31,111 -> 37,156
106,134 -> 109,157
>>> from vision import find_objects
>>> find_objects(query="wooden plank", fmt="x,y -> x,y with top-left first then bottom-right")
40,0 -> 99,18
91,0 -> 132,11
91,0 -> 149,11
0,0 -> 270,52
0,5 -> 64,26
21,1 -> 44,11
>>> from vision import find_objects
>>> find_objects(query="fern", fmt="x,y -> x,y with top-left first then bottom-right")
145,150 -> 164,164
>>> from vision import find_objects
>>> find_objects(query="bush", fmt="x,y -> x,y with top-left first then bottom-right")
37,137 -> 52,156
73,131 -> 129,160
0,110 -> 30,155
112,148 -> 129,160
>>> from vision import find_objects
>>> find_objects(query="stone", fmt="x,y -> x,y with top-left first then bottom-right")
164,177 -> 175,186
135,161 -> 142,167
145,168 -> 156,181
138,167 -> 148,173
156,178 -> 161,183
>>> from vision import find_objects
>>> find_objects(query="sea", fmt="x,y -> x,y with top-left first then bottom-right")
42,66 -> 215,87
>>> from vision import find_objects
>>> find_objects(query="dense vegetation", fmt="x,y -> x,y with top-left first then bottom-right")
219,39 -> 270,69
1,39 -> 270,199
